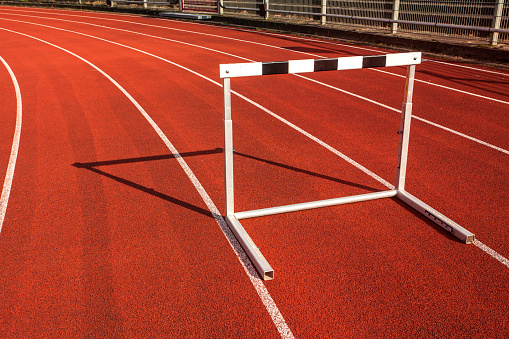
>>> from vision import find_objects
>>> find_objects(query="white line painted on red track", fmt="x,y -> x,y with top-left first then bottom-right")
0,55 -> 22,235
0,12 -> 254,62
0,18 -> 394,188
233,90 -> 395,189
374,68 -> 509,105
0,27 -> 295,339
4,8 -> 508,104
1,14 -> 506,156
474,240 -> 509,268
184,19 -> 509,78
297,74 -> 509,155
1,17 -> 508,272
425,59 -> 509,77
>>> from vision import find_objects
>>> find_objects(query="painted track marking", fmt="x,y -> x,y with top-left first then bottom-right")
4,10 -> 509,105
296,74 -> 509,155
0,19 -> 507,269
12,6 -> 509,79
0,19 -> 503,268
3,8 -> 508,105
0,19 -> 394,189
474,240 -> 509,268
183,19 -> 509,77
375,68 -> 509,105
0,56 -> 22,235
0,26 -> 294,339
0,14 -> 507,155
424,59 -> 509,77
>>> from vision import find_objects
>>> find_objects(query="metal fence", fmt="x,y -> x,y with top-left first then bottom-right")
220,0 -> 509,44
5,0 -> 508,44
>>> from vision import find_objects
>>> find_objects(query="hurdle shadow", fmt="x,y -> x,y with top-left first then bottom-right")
73,147 -> 381,218
72,148 -> 223,219
233,151 -> 381,193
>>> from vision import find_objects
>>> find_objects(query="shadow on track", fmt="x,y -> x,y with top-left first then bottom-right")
72,148 -> 224,219
391,197 -> 464,244
72,147 -> 380,219
234,151 -> 380,193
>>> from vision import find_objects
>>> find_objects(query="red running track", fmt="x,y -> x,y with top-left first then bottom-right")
0,6 -> 508,338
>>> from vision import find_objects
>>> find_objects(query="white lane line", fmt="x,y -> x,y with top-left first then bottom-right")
2,19 -> 508,272
1,16 -> 507,156
233,90 -> 395,189
297,74 -> 509,155
0,27 -> 294,339
424,59 -> 509,77
411,116 -> 509,155
0,18 -> 392,188
5,8 -> 508,103
374,68 -> 509,105
0,56 -> 22,235
0,12 -> 254,62
474,240 -> 509,268
183,18 -> 509,78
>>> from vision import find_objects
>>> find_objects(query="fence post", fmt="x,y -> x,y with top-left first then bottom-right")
265,0 -> 269,19
321,0 -> 326,25
219,0 -> 223,14
179,0 -> 183,12
391,0 -> 400,34
143,0 -> 148,9
490,0 -> 504,45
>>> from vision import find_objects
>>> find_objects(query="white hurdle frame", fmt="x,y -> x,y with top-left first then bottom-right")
221,52 -> 475,281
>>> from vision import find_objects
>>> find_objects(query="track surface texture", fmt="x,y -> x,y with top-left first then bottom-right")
0,6 -> 508,339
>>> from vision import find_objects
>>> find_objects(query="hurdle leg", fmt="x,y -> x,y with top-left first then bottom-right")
223,78 -> 234,216
394,65 -> 475,244
222,78 -> 274,279
395,64 -> 415,190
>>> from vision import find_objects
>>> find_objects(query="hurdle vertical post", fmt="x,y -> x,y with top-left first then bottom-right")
395,64 -> 415,191
223,78 -> 234,216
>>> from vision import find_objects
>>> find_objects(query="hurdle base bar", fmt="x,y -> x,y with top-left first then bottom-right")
225,215 -> 274,281
235,190 -> 397,220
227,189 -> 474,280
396,190 -> 475,244
227,190 -> 396,280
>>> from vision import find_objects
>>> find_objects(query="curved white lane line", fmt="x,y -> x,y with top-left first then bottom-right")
0,12 -> 254,62
0,15 -> 507,156
0,27 -> 294,339
1,17 -> 508,272
0,18 -> 392,187
424,59 -> 509,77
0,56 -> 22,235
3,8 -> 509,101
296,74 -> 509,155
374,68 -> 509,105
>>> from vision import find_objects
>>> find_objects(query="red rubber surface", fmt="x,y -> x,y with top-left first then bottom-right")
0,6 -> 508,338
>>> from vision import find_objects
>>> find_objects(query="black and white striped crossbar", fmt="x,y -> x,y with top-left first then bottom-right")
220,52 -> 421,78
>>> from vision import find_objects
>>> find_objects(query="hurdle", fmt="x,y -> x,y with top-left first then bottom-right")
220,52 -> 475,280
